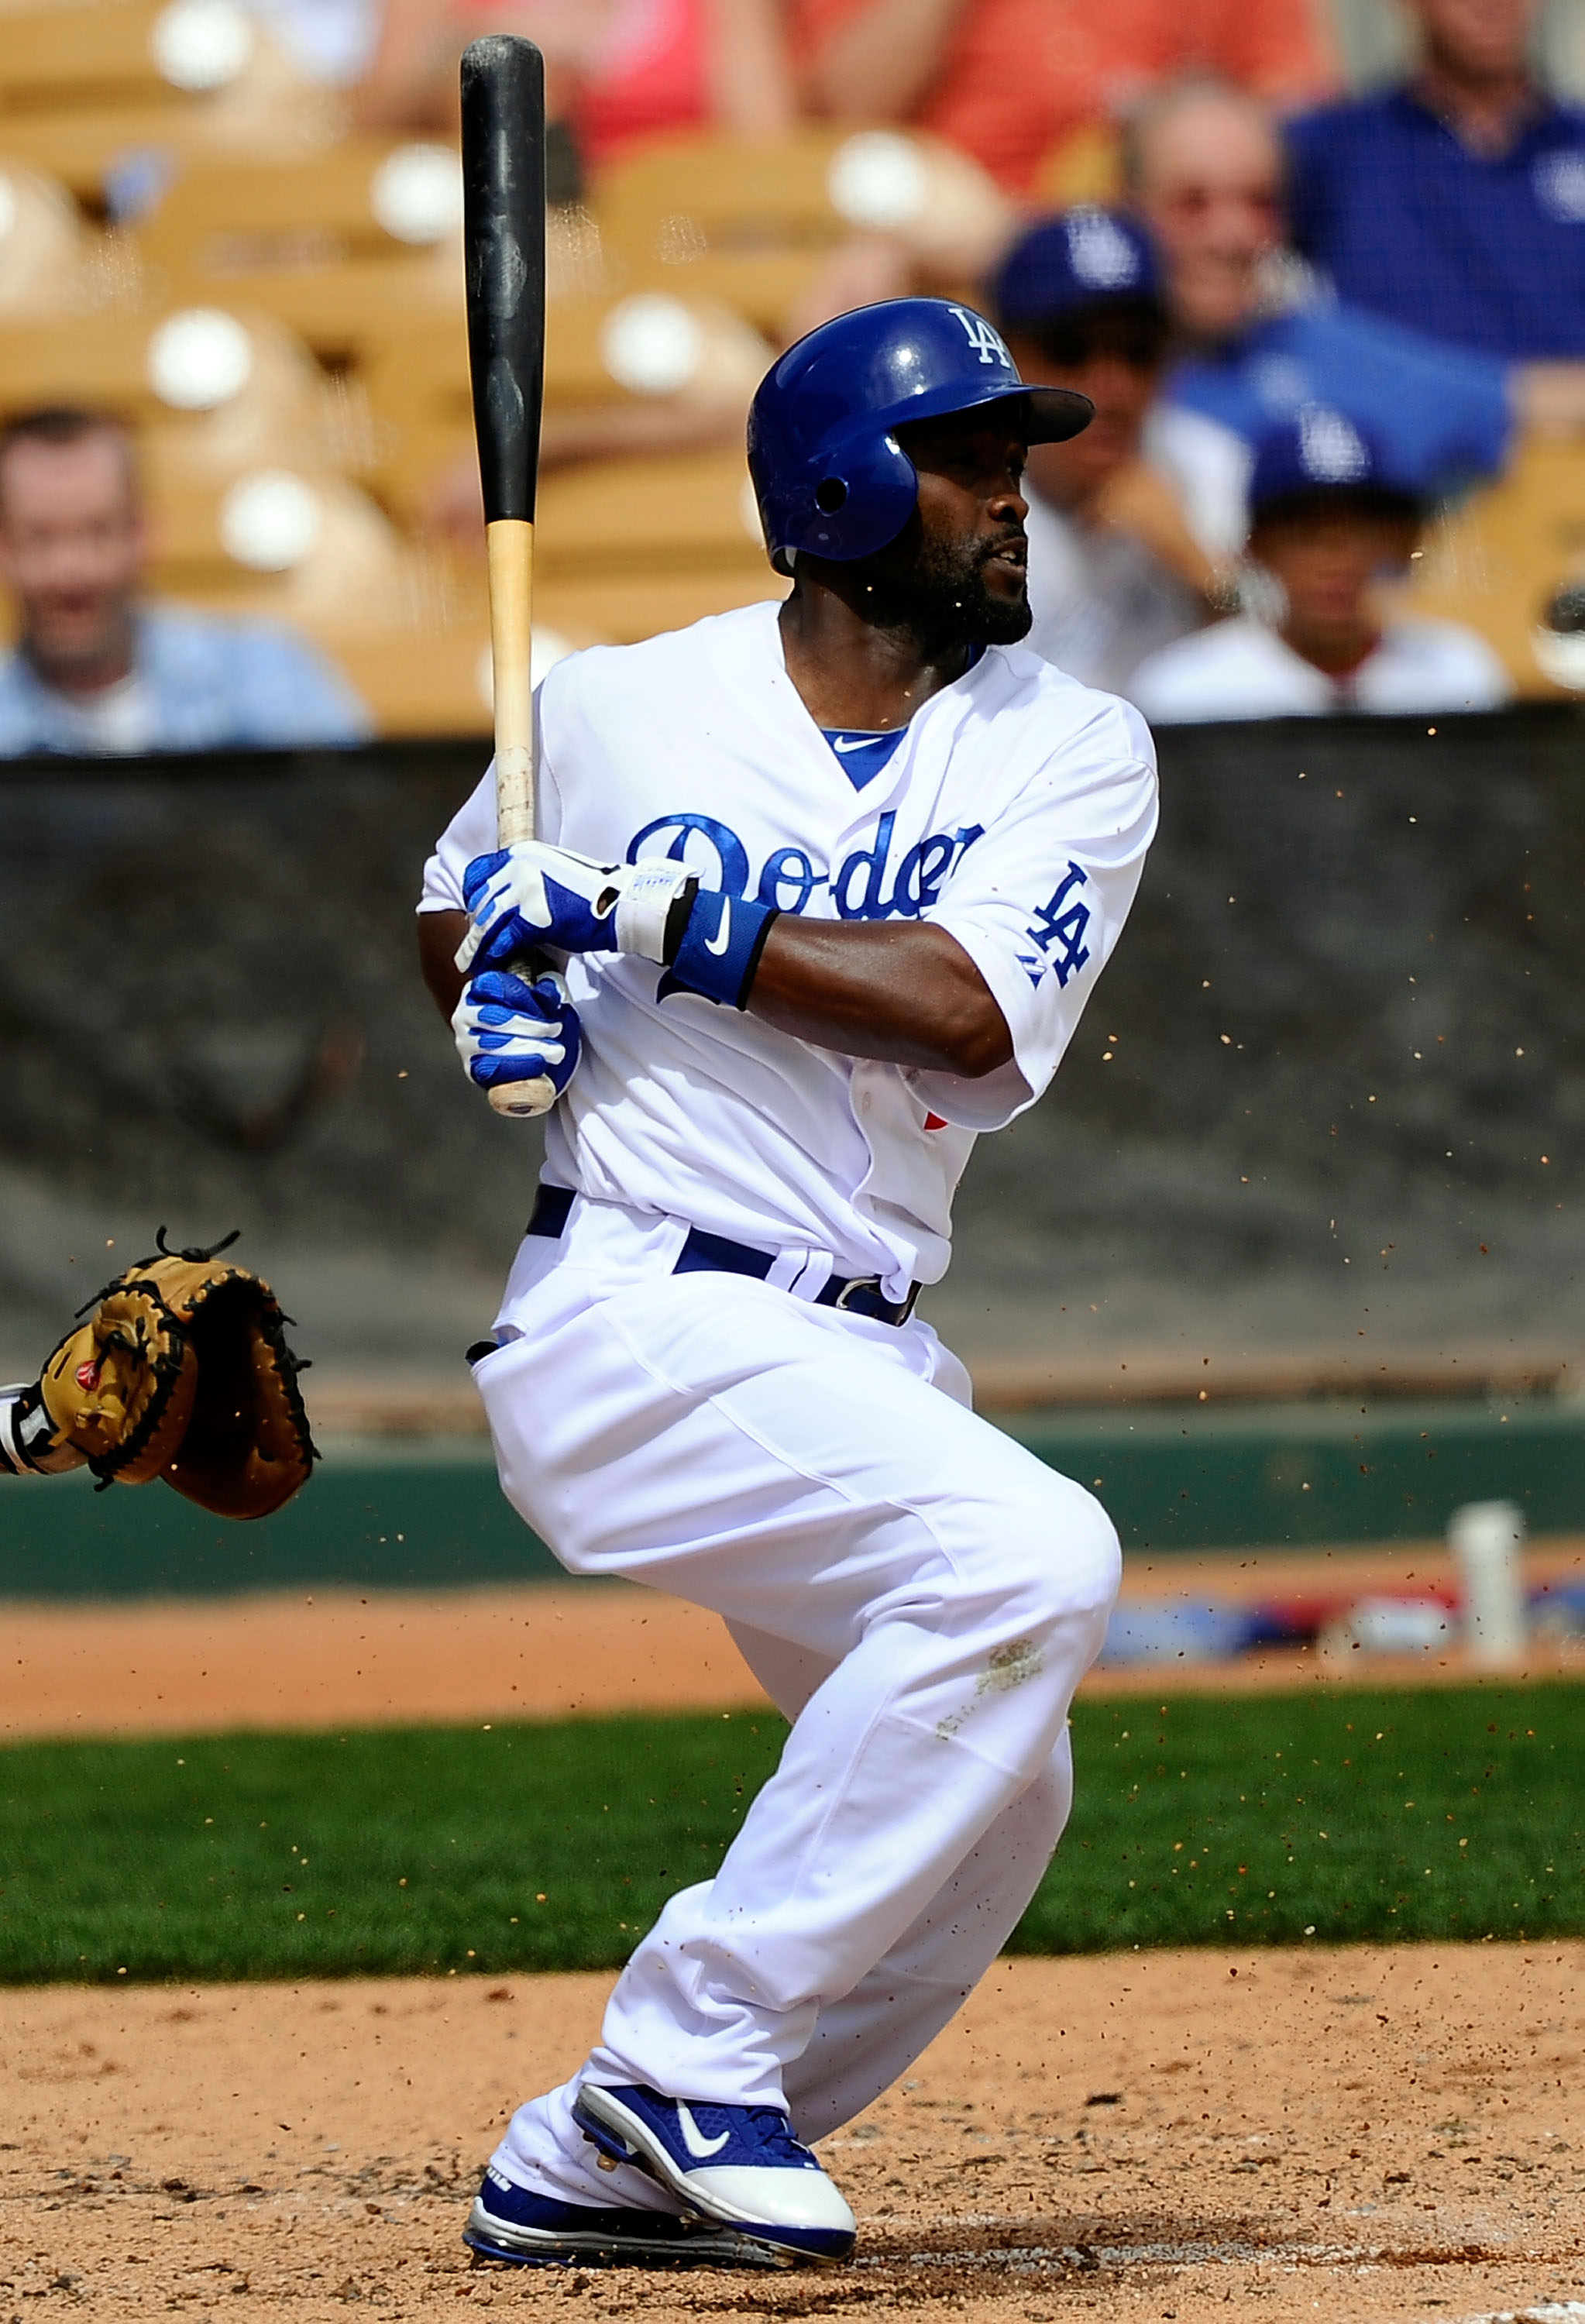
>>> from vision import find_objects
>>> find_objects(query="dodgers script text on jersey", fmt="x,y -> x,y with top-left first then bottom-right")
421,602 -> 1158,1299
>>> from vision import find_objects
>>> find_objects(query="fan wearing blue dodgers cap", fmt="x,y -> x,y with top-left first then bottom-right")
988,206 -> 1209,696
1130,405 -> 1511,721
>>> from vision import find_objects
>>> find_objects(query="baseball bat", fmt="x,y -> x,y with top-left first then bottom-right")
460,33 -> 555,1119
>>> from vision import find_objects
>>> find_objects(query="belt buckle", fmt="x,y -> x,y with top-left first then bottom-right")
831,1274 -> 884,1313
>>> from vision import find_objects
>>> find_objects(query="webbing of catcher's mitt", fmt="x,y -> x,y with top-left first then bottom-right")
39,1229 -> 317,1521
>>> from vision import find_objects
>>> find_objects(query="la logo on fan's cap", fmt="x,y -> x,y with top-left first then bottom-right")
1247,402 -> 1422,516
1065,206 -> 1143,290
1297,404 -> 1370,483
988,206 -> 1160,330
1534,147 -> 1585,222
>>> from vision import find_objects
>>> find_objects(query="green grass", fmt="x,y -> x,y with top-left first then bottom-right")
0,1687 -> 1580,1983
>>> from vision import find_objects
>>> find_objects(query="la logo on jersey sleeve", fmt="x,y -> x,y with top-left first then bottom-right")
1017,862 -> 1092,988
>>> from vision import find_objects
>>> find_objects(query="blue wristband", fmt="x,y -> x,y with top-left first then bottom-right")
665,889 -> 778,1009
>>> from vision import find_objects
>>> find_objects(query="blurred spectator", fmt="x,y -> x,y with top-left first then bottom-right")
1130,78 -> 1519,562
796,0 -> 1333,196
357,0 -> 793,176
990,208 -> 1208,693
1287,0 -> 1585,359
1129,406 -> 1512,720
0,411 -> 372,758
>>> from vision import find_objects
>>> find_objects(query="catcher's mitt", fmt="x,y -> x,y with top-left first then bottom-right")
37,1230 -> 317,1520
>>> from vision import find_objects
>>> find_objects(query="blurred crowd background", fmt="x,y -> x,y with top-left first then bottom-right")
0,0 -> 1582,747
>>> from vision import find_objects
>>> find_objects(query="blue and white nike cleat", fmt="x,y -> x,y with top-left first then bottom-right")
571,2085 -> 857,2264
463,2167 -> 794,2270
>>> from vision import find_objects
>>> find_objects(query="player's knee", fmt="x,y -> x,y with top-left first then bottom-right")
979,1470 -> 1120,1657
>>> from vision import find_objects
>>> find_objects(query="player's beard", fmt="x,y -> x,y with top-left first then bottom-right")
864,524 -> 1033,649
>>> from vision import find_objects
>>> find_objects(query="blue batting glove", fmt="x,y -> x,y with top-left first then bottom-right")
457,843 -> 780,1009
457,843 -> 698,975
452,967 -> 582,1098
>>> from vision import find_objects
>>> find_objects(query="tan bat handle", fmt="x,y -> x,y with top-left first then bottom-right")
485,515 -> 557,1119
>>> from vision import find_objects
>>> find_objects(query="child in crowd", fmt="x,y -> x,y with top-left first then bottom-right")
1129,406 -> 1512,720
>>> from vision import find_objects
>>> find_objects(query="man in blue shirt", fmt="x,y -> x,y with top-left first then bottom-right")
0,406 -> 372,756
1287,0 -> 1585,361
1124,77 -> 1585,563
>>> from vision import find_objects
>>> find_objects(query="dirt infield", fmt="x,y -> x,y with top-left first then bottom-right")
5,1539 -> 1581,1739
2,1945 -> 1580,2322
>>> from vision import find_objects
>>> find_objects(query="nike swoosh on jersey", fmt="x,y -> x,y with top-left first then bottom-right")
832,734 -> 885,753
704,902 -> 733,955
676,2102 -> 731,2160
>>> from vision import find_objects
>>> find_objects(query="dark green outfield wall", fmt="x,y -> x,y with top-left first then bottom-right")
5,706 -> 1585,1380
7,710 -> 1585,1543
4,1396 -> 1580,1599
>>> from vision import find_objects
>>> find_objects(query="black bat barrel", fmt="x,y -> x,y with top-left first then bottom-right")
460,36 -> 546,527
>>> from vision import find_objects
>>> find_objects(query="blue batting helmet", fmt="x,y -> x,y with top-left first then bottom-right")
747,297 -> 1092,576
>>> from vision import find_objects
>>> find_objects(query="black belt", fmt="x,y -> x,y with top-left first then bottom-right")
525,1184 -> 920,1327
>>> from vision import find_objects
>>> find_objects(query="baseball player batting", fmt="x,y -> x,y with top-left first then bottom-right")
417,298 -> 1159,2271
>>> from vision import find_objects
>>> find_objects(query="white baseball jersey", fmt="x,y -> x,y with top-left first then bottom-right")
1129,610 -> 1513,724
421,598 -> 1157,1295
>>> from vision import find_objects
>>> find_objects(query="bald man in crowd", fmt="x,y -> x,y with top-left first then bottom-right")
1129,77 -> 1585,566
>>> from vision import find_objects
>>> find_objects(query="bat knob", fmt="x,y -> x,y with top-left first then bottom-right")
487,1074 -> 559,1119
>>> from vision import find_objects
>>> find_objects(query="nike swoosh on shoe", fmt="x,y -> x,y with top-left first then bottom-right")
572,2084 -> 856,2264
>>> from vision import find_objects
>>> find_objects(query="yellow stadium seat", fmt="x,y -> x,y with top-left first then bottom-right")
0,89 -> 342,208
1404,436 -> 1585,697
536,444 -> 768,584
1030,122 -> 1125,210
0,305 -> 345,476
364,291 -> 765,427
591,125 -> 1012,338
133,140 -> 464,279
122,141 -> 473,363
359,293 -> 767,527
528,445 -> 784,668
141,452 -> 420,626
0,162 -> 101,319
538,569 -> 783,648
0,1 -> 213,112
320,624 -> 493,737
0,2 -> 336,179
160,250 -> 462,369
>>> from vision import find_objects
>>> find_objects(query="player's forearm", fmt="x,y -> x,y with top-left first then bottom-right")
420,909 -> 470,1023
440,865 -> 1013,1074
749,918 -> 1013,1077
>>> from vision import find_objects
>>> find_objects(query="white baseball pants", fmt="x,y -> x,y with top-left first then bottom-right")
473,1196 -> 1119,2207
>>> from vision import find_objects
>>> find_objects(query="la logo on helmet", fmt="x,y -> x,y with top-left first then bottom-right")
951,307 -> 1009,366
